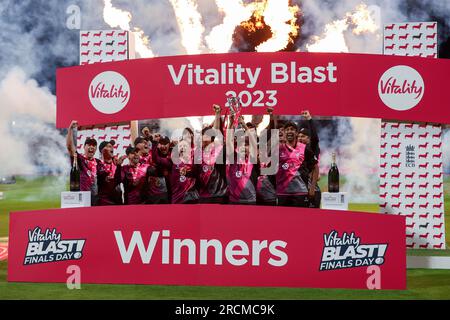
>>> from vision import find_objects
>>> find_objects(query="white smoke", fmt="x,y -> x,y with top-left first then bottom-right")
298,0 -> 449,203
329,118 -> 380,203
300,0 -> 450,54
0,68 -> 69,178
312,117 -> 379,203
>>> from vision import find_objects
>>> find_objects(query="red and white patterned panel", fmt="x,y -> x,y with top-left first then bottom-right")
380,122 -> 446,250
76,124 -> 132,158
384,22 -> 438,57
79,30 -> 131,65
78,30 -> 134,152
381,22 -> 444,250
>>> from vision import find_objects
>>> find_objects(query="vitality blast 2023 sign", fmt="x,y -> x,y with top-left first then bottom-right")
56,52 -> 450,128
8,205 -> 406,289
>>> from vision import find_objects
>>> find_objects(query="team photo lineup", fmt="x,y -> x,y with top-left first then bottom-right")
66,104 -> 322,208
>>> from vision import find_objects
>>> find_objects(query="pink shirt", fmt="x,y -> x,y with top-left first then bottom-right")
226,158 -> 256,203
276,142 -> 307,195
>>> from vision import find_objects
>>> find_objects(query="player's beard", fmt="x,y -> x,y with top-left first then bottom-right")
104,149 -> 113,160
286,133 -> 295,142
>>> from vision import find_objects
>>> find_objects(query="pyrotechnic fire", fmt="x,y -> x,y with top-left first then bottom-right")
307,19 -> 350,53
350,4 -> 379,35
205,0 -> 255,53
254,0 -> 300,52
102,0 -> 300,55
169,0 -> 205,54
103,0 -> 155,58
207,0 -> 300,53
307,3 -> 379,53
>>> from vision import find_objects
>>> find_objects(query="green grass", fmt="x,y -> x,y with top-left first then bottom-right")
0,176 -> 63,237
1,261 -> 449,299
1,176 -> 450,300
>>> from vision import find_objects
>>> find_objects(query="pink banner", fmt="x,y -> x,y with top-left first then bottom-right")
8,205 -> 406,289
56,52 -> 450,128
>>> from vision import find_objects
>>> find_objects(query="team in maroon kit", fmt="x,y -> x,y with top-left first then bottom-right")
66,105 -> 320,207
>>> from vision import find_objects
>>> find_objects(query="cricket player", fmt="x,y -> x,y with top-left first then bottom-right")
226,116 -> 260,205
66,120 -> 100,205
97,140 -> 123,205
298,110 -> 321,208
170,130 -> 199,204
273,117 -> 318,207
116,146 -> 149,205
196,104 -> 228,204
143,136 -> 171,204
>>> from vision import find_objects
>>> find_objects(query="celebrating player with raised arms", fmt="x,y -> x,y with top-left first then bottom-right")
298,110 -> 321,208
170,129 -> 199,204
272,114 -> 318,207
256,107 -> 277,206
66,120 -> 100,206
97,140 -> 123,205
116,146 -> 149,205
226,116 -> 260,205
134,136 -> 152,165
196,104 -> 228,204
143,135 -> 171,204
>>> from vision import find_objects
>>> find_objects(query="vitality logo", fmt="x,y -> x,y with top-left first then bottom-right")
24,227 -> 85,265
378,65 -> 424,111
89,71 -> 130,114
319,230 -> 387,271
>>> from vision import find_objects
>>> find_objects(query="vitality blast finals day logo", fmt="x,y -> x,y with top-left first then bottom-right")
89,71 -> 130,114
320,230 -> 388,271
24,227 -> 85,265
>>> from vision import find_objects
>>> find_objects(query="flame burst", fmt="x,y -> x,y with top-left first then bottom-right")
350,4 -> 379,35
103,0 -> 155,58
102,0 -> 301,56
254,0 -> 300,52
205,0 -> 255,53
169,0 -> 205,54
206,0 -> 299,53
307,3 -> 379,53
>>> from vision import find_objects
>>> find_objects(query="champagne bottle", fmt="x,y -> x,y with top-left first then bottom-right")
328,152 -> 339,193
70,155 -> 80,191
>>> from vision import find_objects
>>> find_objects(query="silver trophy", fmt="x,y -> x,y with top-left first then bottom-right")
226,96 -> 242,128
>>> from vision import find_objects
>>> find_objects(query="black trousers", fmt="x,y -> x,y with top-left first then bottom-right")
277,195 -> 309,207
198,196 -> 227,204
144,195 -> 169,204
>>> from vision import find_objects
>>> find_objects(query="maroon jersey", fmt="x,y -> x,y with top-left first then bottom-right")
73,153 -> 99,195
97,160 -> 122,205
170,159 -> 199,204
197,144 -> 227,200
119,163 -> 149,204
145,164 -> 168,198
226,159 -> 258,204
140,153 -> 152,165
276,142 -> 308,195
